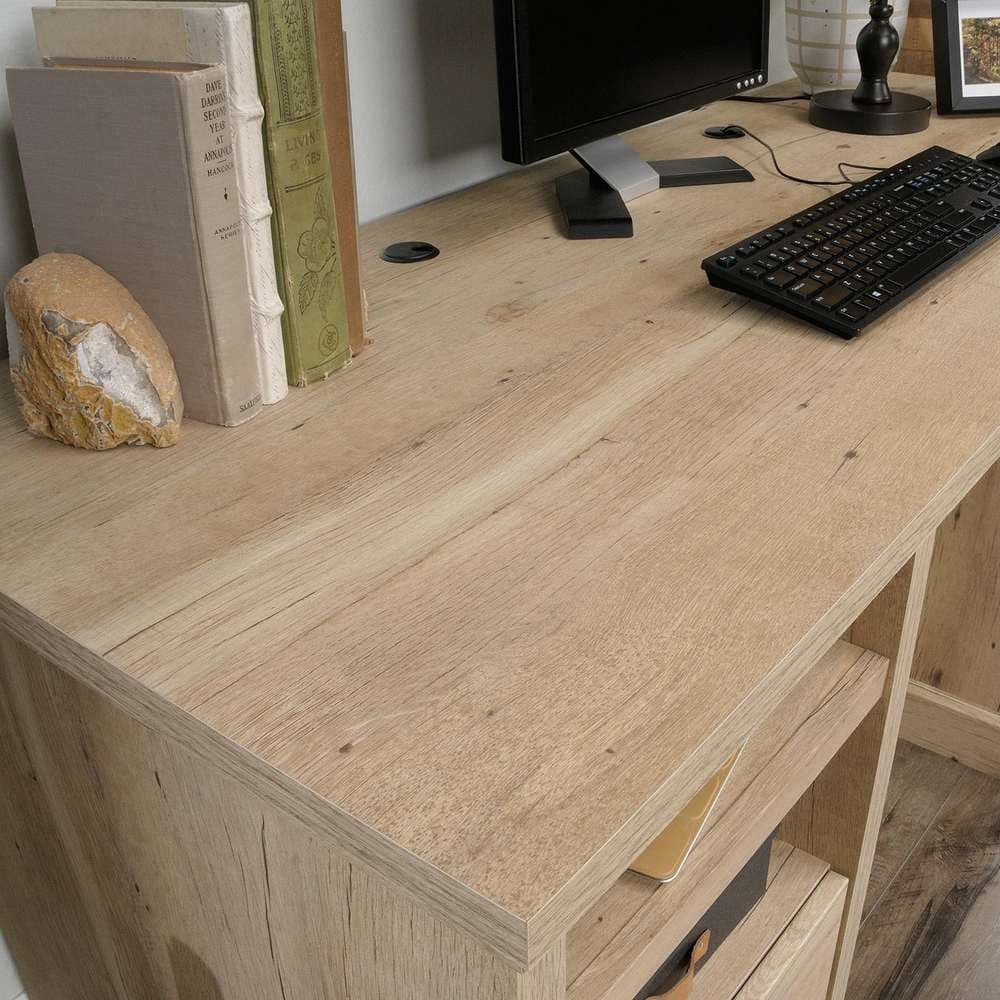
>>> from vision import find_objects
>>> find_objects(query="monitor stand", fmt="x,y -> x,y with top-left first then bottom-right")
557,135 -> 753,240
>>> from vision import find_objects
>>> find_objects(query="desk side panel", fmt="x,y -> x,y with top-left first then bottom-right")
913,457 -> 1000,711
0,628 -> 564,1000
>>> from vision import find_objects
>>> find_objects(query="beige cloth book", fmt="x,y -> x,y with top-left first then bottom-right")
7,63 -> 262,426
33,3 -> 289,406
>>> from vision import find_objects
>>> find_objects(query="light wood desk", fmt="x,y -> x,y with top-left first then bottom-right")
3,75 -> 1000,1000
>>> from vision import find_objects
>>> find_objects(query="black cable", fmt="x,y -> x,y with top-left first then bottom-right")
727,94 -> 810,103
730,125 -> 882,187
838,161 -> 884,184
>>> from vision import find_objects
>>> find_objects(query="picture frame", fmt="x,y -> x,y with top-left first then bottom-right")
933,0 -> 1000,113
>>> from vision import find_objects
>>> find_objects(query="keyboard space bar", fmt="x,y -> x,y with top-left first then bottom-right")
891,241 -> 960,287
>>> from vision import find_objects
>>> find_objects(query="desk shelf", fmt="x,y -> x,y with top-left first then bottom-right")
566,640 -> 887,1000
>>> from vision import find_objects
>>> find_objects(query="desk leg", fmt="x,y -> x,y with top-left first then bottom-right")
904,459 -> 1000,776
0,628 -> 565,1000
780,537 -> 934,1000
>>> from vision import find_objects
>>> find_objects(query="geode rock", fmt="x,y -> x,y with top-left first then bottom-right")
5,254 -> 183,449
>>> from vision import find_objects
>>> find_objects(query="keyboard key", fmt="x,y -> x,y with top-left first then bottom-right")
889,241 -> 960,287
716,255 -> 739,268
736,244 -> 757,257
941,209 -> 974,229
877,280 -> 903,297
765,269 -> 798,289
741,264 -> 766,279
857,294 -> 882,310
813,283 -> 855,310
788,278 -> 824,299
838,302 -> 869,322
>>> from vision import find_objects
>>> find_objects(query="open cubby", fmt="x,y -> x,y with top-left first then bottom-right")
565,638 -> 888,1000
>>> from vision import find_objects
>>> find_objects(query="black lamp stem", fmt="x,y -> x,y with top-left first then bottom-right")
854,0 -> 899,105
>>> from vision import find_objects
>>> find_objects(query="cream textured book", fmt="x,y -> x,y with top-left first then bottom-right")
7,63 -> 262,426
33,3 -> 289,405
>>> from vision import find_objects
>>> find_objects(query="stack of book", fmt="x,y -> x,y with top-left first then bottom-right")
7,0 -> 364,427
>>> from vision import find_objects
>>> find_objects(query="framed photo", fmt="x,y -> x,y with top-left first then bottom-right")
933,0 -> 1000,112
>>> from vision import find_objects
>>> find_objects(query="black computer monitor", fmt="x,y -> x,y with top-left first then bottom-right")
493,2 -> 771,237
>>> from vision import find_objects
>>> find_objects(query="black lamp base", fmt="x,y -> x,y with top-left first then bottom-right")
809,89 -> 932,136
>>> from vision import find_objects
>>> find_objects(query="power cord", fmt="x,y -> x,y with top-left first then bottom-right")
709,124 -> 883,187
727,94 -> 810,103
838,161 -> 885,184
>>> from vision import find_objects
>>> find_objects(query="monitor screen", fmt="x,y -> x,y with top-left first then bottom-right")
494,2 -> 770,164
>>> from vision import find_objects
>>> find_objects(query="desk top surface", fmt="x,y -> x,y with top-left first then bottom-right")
3,75 -> 1000,961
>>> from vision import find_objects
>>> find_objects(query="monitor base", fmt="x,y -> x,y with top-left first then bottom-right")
557,157 -> 753,240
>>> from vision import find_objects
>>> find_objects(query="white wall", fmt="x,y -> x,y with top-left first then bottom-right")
342,0 -> 794,222
0,0 -> 38,357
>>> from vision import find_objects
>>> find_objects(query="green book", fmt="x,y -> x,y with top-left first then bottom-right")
251,0 -> 352,385
56,0 -> 354,386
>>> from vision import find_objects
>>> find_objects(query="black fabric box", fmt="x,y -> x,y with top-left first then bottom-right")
633,831 -> 777,999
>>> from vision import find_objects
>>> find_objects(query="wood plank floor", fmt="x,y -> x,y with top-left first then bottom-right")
848,742 -> 1000,1000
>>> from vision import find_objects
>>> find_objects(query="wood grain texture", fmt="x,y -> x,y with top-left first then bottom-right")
848,745 -> 1000,1000
734,872 -> 846,1000
567,640 -> 887,1000
914,460 -> 1000,711
902,680 -> 1000,778
782,538 -> 935,1000
3,75 -> 1000,961
0,627 -> 564,1000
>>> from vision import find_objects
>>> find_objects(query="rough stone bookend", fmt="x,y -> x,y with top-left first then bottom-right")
5,254 -> 183,450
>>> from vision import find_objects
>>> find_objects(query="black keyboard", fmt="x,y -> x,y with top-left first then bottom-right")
702,146 -> 1000,339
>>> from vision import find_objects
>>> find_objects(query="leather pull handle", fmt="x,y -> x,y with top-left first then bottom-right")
649,929 -> 711,1000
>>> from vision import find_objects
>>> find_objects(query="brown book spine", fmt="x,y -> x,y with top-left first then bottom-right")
179,66 -> 262,425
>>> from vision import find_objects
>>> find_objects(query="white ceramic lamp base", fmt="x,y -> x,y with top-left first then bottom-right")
785,0 -> 909,94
